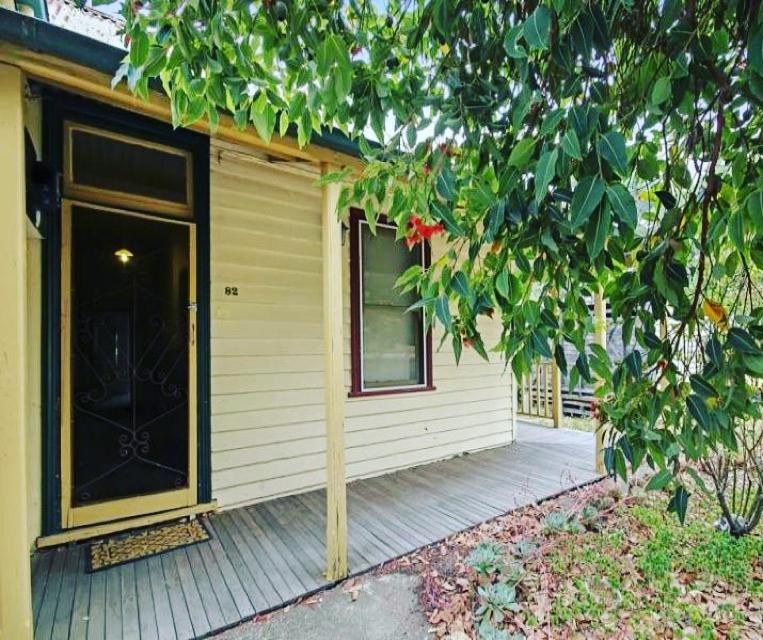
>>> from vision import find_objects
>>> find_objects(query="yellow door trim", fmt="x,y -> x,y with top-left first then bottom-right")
60,200 -> 198,529
63,121 -> 194,218
37,501 -> 217,548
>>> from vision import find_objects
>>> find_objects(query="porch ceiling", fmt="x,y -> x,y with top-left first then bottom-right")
31,423 -> 598,640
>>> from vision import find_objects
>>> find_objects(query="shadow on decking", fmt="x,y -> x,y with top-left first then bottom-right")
31,422 -> 598,640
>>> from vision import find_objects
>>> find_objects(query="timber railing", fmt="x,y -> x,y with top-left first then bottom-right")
517,360 -> 596,424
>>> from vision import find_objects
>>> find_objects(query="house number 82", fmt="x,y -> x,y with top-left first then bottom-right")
224,286 -> 239,296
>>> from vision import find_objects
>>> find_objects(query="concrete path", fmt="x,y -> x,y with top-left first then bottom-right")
213,573 -> 429,640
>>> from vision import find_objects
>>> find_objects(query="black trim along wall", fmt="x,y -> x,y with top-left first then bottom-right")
39,86 -> 212,535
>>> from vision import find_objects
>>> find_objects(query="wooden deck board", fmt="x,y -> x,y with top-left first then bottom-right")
103,560 -> 123,640
199,520 -> 256,621
146,555 -> 177,640
85,570 -> 105,640
31,424 -> 597,639
173,549 -> 211,638
34,548 -> 66,640
160,552 -> 194,640
134,561 -> 159,640
120,563 -> 141,640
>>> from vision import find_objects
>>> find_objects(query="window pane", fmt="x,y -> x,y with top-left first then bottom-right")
70,127 -> 189,207
363,306 -> 423,388
361,224 -> 424,388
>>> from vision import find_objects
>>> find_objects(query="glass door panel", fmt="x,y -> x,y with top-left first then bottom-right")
62,201 -> 196,527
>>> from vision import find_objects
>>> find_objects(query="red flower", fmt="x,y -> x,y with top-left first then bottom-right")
405,216 -> 445,247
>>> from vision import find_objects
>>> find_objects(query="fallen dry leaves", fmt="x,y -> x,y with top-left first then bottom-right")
375,477 -> 762,640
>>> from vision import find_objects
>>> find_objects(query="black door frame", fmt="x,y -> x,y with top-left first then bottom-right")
40,87 -> 211,535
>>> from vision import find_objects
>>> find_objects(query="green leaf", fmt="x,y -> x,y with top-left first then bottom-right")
452,333 -> 463,365
495,270 -> 521,304
431,200 -> 464,236
436,166 -> 457,202
689,374 -> 717,398
575,352 -> 592,383
531,329 -> 552,358
623,350 -> 642,378
363,204 -> 376,235
143,47 -> 166,77
746,189 -> 763,232
597,132 -> 628,176
534,148 -> 558,204
729,209 -> 746,255
743,353 -> 763,377
748,29 -> 763,75
707,335 -> 723,367
727,327 -> 763,355
554,343 -> 567,374
651,76 -> 672,106
613,448 -> 628,482
646,469 -> 673,491
668,485 -> 690,524
451,271 -> 471,299
606,184 -> 637,229
251,103 -> 277,144
655,190 -> 677,210
434,295 -> 452,330
504,24 -> 527,58
130,31 -> 149,68
495,270 -> 509,300
508,138 -> 536,168
561,129 -> 582,160
570,176 -> 606,229
686,394 -> 710,430
523,5 -> 552,50
585,204 -> 611,258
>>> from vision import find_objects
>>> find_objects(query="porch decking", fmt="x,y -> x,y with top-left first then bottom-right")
31,423 -> 598,640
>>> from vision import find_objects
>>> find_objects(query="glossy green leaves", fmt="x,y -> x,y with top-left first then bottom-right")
598,132 -> 628,176
523,5 -> 552,50
570,176 -> 606,228
120,0 -> 763,532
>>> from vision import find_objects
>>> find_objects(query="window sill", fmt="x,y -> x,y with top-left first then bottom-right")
348,385 -> 436,399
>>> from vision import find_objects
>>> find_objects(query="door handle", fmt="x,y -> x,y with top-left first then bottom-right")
188,302 -> 197,347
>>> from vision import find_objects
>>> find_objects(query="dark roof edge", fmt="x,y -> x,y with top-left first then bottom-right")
0,8 -> 363,159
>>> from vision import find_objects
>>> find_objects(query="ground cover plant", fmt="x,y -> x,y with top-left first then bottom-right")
384,477 -> 762,639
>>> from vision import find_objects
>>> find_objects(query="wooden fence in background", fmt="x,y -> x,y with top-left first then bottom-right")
517,360 -> 596,424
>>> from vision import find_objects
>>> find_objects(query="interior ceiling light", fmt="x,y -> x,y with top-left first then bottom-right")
114,248 -> 134,264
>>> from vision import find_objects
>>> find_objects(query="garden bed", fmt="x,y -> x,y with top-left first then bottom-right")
381,477 -> 762,639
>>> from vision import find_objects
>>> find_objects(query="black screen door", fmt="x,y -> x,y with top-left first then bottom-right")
62,202 -> 196,527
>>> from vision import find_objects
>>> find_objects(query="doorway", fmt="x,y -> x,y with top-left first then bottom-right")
57,118 -> 201,529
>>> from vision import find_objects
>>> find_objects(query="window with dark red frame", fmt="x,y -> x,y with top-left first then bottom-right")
349,210 -> 434,397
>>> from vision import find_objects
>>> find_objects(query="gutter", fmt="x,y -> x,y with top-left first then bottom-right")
0,8 -> 364,158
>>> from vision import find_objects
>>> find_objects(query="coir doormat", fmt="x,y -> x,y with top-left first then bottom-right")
88,519 -> 210,572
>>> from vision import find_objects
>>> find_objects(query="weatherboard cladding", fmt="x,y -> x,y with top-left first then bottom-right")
209,142 -> 514,508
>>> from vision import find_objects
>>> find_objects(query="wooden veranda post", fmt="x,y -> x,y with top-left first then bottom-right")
321,163 -> 348,580
593,287 -> 607,474
551,361 -> 563,428
0,64 -> 33,640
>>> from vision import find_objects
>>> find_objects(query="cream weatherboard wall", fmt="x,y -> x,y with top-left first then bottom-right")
209,141 -> 515,509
